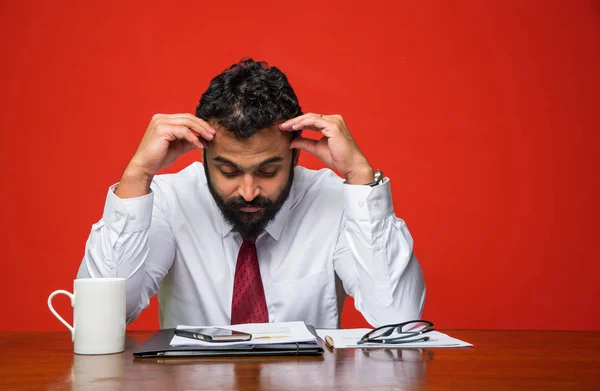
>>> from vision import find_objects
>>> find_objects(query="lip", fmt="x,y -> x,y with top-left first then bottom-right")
240,206 -> 262,213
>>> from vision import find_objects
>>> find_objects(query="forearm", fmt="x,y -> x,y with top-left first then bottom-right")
336,179 -> 426,326
115,164 -> 154,199
77,185 -> 159,322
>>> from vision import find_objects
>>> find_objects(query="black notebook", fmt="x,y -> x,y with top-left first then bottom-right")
133,328 -> 324,358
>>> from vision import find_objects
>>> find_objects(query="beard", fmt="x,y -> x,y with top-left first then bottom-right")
204,162 -> 294,240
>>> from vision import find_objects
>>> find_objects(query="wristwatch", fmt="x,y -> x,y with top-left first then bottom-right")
365,169 -> 384,187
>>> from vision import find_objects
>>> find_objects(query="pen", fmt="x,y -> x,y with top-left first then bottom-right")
324,335 -> 335,350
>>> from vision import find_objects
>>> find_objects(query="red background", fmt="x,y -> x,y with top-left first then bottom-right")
1,1 -> 598,331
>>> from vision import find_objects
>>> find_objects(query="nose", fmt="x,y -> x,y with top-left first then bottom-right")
237,174 -> 260,202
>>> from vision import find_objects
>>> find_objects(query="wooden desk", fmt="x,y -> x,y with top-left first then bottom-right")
0,330 -> 598,390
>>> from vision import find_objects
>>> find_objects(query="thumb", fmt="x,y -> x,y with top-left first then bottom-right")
290,137 -> 319,155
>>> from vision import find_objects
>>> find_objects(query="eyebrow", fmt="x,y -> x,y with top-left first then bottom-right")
212,156 -> 285,171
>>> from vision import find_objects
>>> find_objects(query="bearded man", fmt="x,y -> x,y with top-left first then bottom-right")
77,58 -> 425,329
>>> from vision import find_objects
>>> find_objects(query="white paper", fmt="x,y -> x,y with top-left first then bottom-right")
316,329 -> 473,349
170,321 -> 316,347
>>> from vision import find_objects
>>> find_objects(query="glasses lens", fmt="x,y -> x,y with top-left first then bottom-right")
397,321 -> 431,333
367,325 -> 396,339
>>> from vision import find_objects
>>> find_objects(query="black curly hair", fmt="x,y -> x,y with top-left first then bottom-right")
195,58 -> 303,140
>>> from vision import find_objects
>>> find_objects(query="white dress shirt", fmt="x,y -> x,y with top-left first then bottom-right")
77,163 -> 425,329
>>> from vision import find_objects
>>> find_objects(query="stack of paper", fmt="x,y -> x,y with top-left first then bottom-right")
315,329 -> 472,349
171,321 -> 317,347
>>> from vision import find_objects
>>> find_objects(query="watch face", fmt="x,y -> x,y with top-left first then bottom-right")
368,170 -> 383,187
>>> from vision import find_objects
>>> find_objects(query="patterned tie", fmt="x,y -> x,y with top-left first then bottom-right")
231,239 -> 269,324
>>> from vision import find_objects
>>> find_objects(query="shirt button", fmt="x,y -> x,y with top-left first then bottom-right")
114,212 -> 122,221
358,201 -> 365,207
128,215 -> 136,220
373,201 -> 379,207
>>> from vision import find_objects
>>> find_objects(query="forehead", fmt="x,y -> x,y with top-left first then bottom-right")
207,124 -> 292,165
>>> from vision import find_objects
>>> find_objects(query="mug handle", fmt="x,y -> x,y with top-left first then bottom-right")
47,290 -> 75,341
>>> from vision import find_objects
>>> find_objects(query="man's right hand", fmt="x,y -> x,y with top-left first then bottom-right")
115,113 -> 216,199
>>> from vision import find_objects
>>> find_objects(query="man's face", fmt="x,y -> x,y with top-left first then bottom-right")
204,124 -> 296,239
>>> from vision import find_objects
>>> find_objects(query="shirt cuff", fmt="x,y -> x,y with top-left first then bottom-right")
101,184 -> 154,234
343,178 -> 393,221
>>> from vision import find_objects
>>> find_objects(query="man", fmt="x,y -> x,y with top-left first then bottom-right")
77,58 -> 425,329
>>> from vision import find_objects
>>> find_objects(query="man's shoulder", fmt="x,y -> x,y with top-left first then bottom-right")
291,166 -> 344,205
150,162 -> 206,197
153,162 -> 205,185
293,166 -> 342,186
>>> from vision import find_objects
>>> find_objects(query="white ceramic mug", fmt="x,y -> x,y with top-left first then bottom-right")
48,278 -> 126,355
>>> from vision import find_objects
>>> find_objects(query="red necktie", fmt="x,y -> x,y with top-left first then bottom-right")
231,239 -> 269,324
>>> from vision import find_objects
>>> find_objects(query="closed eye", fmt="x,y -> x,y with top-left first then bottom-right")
220,170 -> 241,177
256,170 -> 278,178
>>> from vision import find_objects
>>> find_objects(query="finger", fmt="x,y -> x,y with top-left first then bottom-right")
187,128 -> 210,147
178,113 -> 217,132
194,136 -> 209,149
290,125 -> 327,133
160,114 -> 216,137
279,113 -> 325,129
162,116 -> 216,140
289,137 -> 319,155
284,115 -> 332,133
161,124 -> 205,149
279,112 -> 324,128
182,129 -> 206,149
168,113 -> 215,128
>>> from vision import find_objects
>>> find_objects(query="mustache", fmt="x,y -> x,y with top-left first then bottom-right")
223,196 -> 274,209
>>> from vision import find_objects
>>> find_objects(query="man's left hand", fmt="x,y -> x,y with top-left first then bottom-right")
279,113 -> 374,185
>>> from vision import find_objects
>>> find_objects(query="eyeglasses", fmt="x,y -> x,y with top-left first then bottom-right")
357,320 -> 435,345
